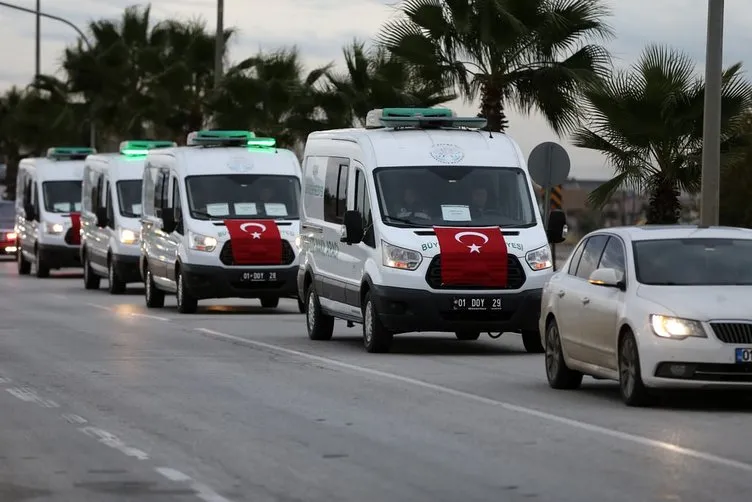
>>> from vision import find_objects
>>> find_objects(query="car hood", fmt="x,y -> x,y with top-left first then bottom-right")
636,285 -> 752,321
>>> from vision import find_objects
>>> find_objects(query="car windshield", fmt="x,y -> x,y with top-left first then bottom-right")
634,238 -> 752,285
374,166 -> 537,228
185,174 -> 300,220
42,180 -> 82,213
117,180 -> 142,217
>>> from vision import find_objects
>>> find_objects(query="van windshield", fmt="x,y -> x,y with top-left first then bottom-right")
185,174 -> 300,220
42,180 -> 82,213
117,180 -> 142,217
374,166 -> 537,228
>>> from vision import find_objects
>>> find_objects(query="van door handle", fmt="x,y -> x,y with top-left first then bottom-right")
582,297 -> 590,305
557,290 -> 565,298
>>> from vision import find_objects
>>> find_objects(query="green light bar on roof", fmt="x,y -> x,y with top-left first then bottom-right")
46,147 -> 96,160
365,107 -> 487,129
382,107 -> 454,118
187,130 -> 257,146
247,137 -> 276,148
119,140 -> 176,156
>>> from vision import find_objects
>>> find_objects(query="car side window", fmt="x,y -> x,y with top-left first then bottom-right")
575,234 -> 609,280
567,239 -> 587,275
598,236 -> 626,278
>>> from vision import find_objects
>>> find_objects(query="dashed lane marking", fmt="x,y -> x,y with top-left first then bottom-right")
79,426 -> 150,461
7,386 -> 60,408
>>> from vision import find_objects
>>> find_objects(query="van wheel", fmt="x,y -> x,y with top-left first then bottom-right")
107,258 -> 126,294
305,283 -> 333,341
522,329 -> 544,353
545,319 -> 583,390
176,271 -> 198,314
362,292 -> 393,353
455,331 -> 480,341
144,267 -> 165,308
35,247 -> 50,278
17,248 -> 31,275
260,296 -> 279,308
83,253 -> 100,289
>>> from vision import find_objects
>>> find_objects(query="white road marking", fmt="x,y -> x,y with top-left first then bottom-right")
61,413 -> 88,425
51,294 -> 67,300
129,312 -> 169,321
79,426 -> 149,460
7,387 -> 59,408
0,376 -> 12,384
84,302 -> 111,311
156,467 -> 192,482
196,327 -> 752,474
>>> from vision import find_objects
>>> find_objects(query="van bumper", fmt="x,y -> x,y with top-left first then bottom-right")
369,285 -> 542,335
180,263 -> 298,300
38,244 -> 81,268
112,254 -> 142,283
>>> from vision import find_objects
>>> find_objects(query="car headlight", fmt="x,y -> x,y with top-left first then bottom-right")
118,228 -> 138,245
44,222 -> 65,234
382,240 -> 422,270
188,231 -> 217,252
525,245 -> 552,271
650,315 -> 706,340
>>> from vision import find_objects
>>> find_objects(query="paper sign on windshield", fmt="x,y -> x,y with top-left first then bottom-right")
131,204 -> 142,214
53,202 -> 70,212
206,203 -> 229,216
234,203 -> 258,215
441,205 -> 471,221
264,203 -> 288,216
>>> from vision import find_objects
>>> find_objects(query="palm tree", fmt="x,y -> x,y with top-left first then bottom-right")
377,0 -> 612,133
720,111 -> 752,227
325,40 -> 456,126
573,45 -> 752,224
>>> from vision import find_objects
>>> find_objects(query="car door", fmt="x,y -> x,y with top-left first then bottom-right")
318,157 -> 350,307
557,234 -> 609,364
163,173 -> 182,282
343,162 -> 377,311
583,236 -> 627,370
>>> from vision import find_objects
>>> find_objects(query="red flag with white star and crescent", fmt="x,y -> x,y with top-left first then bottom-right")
433,226 -> 508,287
223,219 -> 282,265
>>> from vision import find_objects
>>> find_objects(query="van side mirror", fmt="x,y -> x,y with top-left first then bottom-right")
161,210 -> 176,233
24,202 -> 34,220
95,207 -> 108,227
341,210 -> 363,244
547,209 -> 567,244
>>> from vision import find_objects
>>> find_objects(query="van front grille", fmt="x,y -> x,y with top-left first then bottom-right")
219,240 -> 295,266
425,254 -> 526,290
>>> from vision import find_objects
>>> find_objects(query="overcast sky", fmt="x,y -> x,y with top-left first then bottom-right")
1,0 -> 751,180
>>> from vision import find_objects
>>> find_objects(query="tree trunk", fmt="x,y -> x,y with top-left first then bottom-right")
646,175 -> 681,224
478,82 -> 509,133
2,148 -> 21,201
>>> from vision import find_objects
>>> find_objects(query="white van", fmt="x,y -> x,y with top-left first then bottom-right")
140,130 -> 304,314
297,108 -> 567,353
80,140 -> 176,293
15,147 -> 95,277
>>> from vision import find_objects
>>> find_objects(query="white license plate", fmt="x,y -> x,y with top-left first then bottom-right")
734,348 -> 752,363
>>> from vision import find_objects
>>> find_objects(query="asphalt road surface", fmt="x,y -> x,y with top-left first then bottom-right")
1,258 -> 751,502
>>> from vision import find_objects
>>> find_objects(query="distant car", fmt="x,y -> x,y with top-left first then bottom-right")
540,225 -> 752,406
0,201 -> 17,255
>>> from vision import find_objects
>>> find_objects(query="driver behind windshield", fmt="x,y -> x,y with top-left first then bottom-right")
397,187 -> 430,220
470,186 -> 491,218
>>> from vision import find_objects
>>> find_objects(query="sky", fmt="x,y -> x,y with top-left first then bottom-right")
1,0 -> 751,180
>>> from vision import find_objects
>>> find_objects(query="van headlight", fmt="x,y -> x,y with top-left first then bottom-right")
44,222 -> 65,234
525,245 -> 552,270
294,235 -> 302,250
118,228 -> 138,245
382,240 -> 422,270
188,231 -> 217,252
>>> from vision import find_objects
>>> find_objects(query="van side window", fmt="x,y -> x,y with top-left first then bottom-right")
105,181 -> 114,228
324,161 -> 349,223
94,175 -> 103,212
171,176 -> 183,234
153,171 -> 168,214
354,169 -> 375,247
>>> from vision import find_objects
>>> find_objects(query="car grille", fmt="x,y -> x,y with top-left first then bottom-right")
425,254 -> 526,290
710,323 -> 752,344
219,240 -> 295,266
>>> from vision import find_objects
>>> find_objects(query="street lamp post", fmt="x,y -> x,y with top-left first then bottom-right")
214,0 -> 224,89
35,0 -> 40,78
699,0 -> 725,228
0,0 -> 96,148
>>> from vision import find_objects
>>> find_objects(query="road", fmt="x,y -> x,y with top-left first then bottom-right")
0,258 -> 751,501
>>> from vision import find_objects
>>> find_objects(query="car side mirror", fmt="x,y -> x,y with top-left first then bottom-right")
341,210 -> 363,244
547,209 -> 567,244
588,268 -> 626,291
95,207 -> 108,227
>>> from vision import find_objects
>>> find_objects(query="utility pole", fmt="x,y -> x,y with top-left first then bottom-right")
213,0 -> 224,89
35,0 -> 40,78
699,0 -> 725,227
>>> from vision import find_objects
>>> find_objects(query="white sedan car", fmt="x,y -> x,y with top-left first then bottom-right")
540,225 -> 752,406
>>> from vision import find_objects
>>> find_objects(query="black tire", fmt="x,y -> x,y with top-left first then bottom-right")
144,266 -> 165,308
176,271 -> 198,314
305,282 -> 334,341
107,257 -> 126,294
362,292 -> 393,353
522,329 -> 545,353
17,247 -> 30,275
35,246 -> 50,278
297,295 -> 306,314
82,253 -> 100,289
619,330 -> 652,407
455,331 -> 481,341
260,296 -> 280,308
545,319 -> 583,390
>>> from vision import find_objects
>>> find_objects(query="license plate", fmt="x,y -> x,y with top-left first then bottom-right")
735,348 -> 752,363
239,271 -> 278,282
452,297 -> 502,311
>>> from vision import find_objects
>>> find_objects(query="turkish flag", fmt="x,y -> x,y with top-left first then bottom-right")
68,212 -> 81,245
223,219 -> 282,265
433,226 -> 508,287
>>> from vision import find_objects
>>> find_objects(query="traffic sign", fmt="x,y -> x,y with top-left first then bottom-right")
528,142 -> 570,189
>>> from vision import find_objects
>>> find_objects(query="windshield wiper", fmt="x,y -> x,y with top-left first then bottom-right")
191,210 -> 220,220
384,216 -> 421,226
